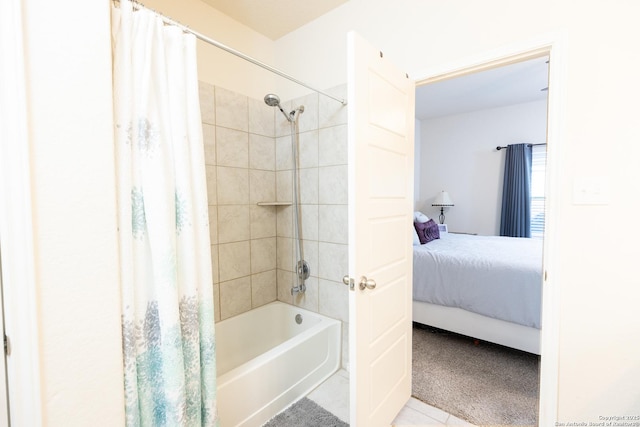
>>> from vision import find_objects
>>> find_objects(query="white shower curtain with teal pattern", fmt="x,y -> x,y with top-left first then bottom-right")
112,2 -> 218,425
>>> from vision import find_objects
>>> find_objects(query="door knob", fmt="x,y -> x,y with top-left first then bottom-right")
343,275 -> 355,290
359,276 -> 376,290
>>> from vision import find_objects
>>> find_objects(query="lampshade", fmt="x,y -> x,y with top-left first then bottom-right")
432,191 -> 454,207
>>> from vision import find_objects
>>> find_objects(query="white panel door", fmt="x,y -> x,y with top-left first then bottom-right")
347,31 -> 415,427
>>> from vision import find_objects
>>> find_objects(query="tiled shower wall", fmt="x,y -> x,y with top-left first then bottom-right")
198,82 -> 349,368
199,83 -> 278,322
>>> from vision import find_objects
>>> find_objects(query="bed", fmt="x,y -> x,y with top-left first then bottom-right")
412,232 -> 543,354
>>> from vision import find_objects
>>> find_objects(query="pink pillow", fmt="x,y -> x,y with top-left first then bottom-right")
414,219 -> 440,244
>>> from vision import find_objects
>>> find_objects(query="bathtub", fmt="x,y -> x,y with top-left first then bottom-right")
216,301 -> 341,427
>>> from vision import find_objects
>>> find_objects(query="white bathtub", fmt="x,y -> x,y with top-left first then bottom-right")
216,301 -> 341,427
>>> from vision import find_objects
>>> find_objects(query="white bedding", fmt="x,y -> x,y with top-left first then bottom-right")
412,233 -> 543,329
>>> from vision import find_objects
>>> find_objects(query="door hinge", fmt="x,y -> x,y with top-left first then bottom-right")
4,335 -> 9,356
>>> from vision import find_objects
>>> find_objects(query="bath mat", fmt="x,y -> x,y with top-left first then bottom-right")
412,323 -> 540,426
263,397 -> 349,427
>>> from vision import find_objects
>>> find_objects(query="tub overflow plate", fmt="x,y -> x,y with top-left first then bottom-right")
295,314 -> 303,324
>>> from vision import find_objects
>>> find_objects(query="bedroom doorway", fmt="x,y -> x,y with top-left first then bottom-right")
411,38 -> 564,426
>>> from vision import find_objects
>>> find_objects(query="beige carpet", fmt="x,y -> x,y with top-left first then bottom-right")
412,323 -> 540,426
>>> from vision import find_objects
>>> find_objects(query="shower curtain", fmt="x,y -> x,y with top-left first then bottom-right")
112,2 -> 218,426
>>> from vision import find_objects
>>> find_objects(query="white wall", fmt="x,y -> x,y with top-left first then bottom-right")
22,0 -> 125,425
275,0 -> 640,420
418,100 -> 547,235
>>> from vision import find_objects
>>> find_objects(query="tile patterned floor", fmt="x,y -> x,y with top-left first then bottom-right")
307,369 -> 476,426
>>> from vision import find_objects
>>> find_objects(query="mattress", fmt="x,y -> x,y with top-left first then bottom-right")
412,233 -> 543,328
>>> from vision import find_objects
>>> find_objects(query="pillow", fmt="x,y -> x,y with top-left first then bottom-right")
414,211 -> 430,223
414,219 -> 440,244
412,226 -> 420,246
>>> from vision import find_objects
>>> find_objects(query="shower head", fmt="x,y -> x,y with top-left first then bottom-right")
264,93 -> 294,122
264,93 -> 281,107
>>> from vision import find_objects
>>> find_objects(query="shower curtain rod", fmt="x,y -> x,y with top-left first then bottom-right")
117,0 -> 348,106
496,143 -> 546,151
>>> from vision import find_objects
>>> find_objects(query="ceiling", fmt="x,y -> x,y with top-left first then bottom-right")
416,56 -> 550,120
200,0 -> 350,40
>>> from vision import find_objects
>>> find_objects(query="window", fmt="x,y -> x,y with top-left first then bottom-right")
530,145 -> 546,238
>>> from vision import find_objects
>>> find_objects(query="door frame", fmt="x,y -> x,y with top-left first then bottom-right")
0,104 -> 43,426
0,0 -> 44,423
413,31 -> 567,426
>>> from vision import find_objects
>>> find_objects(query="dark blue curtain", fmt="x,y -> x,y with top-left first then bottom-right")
500,143 -> 532,237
